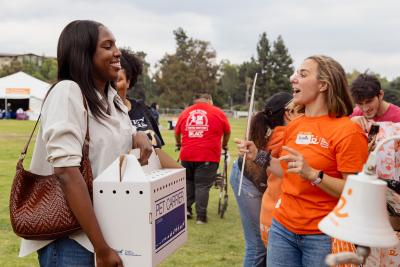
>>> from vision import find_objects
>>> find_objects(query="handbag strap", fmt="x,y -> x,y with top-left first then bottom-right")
18,115 -> 41,164
17,88 -> 90,169
81,98 -> 90,160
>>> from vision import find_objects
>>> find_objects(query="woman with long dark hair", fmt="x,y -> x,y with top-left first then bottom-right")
19,20 -> 152,267
230,92 -> 293,267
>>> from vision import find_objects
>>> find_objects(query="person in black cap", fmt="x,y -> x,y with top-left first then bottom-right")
230,91 -> 294,267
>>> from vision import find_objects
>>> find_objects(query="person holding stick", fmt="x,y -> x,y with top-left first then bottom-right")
259,99 -> 303,247
230,92 -> 294,267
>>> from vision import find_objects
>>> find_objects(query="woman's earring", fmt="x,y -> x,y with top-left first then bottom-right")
265,128 -> 272,139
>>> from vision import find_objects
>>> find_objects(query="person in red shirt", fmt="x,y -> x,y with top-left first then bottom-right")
175,93 -> 231,224
236,55 -> 369,266
350,73 -> 400,131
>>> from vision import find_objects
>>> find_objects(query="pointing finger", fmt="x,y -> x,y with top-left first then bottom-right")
282,146 -> 301,156
279,154 -> 295,162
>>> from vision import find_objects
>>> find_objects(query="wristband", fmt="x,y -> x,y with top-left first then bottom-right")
253,150 -> 271,169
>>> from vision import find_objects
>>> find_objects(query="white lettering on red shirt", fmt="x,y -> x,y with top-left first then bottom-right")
185,109 -> 209,138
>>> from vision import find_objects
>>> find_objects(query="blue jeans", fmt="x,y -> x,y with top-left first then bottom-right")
230,160 -> 266,267
38,237 -> 94,267
267,219 -> 331,267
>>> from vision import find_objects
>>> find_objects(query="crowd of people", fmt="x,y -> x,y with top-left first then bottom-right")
234,56 -> 400,267
11,19 -> 400,267
0,104 -> 28,119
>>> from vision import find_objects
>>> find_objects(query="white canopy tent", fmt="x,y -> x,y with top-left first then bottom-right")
0,71 -> 50,120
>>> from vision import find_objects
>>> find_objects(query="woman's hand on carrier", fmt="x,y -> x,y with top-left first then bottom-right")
133,131 -> 153,165
279,146 -> 317,181
234,138 -> 258,161
95,245 -> 123,267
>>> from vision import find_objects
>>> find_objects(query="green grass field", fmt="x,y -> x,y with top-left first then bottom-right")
0,117 -> 247,267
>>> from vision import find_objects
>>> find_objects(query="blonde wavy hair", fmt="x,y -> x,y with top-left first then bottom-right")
305,55 -> 354,117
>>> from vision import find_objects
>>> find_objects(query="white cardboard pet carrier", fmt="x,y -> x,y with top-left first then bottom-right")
93,149 -> 187,266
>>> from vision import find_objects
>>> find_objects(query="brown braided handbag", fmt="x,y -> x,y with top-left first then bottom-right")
9,96 -> 93,240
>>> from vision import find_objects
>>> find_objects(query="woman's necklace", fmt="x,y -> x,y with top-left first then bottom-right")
103,99 -> 111,115
99,94 -> 110,115
99,88 -> 111,115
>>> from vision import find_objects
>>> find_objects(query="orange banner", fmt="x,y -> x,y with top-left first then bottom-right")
5,88 -> 30,95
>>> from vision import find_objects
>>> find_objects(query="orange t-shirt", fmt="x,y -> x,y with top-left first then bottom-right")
273,115 -> 368,234
260,126 -> 286,245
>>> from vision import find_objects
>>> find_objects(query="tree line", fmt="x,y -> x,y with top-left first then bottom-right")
1,29 -> 400,109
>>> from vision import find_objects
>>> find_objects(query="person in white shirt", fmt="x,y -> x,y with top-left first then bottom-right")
19,20 -> 152,267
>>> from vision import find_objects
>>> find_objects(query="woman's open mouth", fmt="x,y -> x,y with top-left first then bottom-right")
293,88 -> 301,94
110,61 -> 121,70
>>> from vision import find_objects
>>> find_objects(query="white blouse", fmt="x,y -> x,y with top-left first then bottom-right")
20,80 -> 135,257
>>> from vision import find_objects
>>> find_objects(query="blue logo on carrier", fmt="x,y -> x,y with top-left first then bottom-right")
155,188 -> 186,252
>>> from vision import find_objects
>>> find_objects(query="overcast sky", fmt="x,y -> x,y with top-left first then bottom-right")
1,0 -> 400,80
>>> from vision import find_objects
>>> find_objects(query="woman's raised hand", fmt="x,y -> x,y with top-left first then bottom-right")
234,138 -> 258,161
279,146 -> 317,181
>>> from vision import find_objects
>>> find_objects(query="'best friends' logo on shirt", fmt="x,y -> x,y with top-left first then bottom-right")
185,109 -> 209,138
295,132 -> 329,148
131,117 -> 148,129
